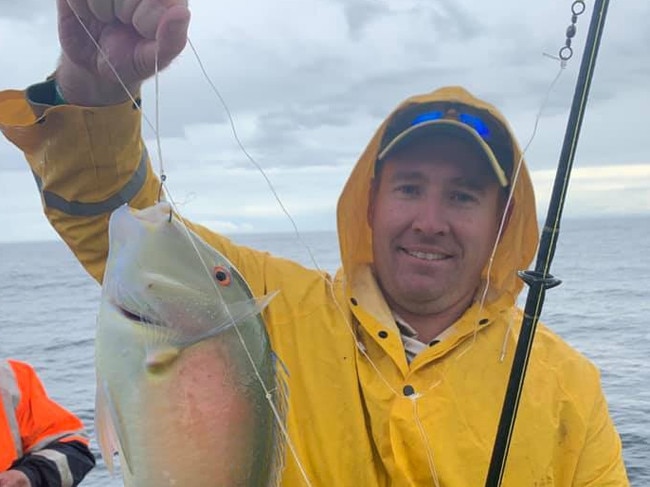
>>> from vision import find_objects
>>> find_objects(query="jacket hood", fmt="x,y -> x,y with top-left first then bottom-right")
336,86 -> 539,306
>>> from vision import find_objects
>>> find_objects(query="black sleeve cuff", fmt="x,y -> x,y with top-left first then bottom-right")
10,440 -> 96,487
26,79 -> 59,107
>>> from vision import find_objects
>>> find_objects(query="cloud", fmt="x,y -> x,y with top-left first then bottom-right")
326,0 -> 389,40
531,164 -> 650,218
2,160 -> 647,243
0,0 -> 648,243
0,0 -> 53,20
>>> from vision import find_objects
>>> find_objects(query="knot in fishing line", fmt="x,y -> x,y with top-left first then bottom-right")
157,173 -> 168,204
559,1 -> 587,61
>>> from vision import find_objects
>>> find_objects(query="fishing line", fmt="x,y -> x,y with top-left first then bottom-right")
65,3 -> 577,486
391,36 -> 573,486
486,1 -> 609,484
169,10 -> 573,486
62,2 -> 158,136
153,47 -> 169,204
457,59 -> 568,364
411,394 -> 441,487
149,49 -> 315,487
185,38 -> 403,398
181,3 -> 603,486
171,210 -> 308,485
464,0 -> 590,364
540,2 -> 594,282
186,32 -> 454,487
64,2 -> 311,485
65,0 -> 171,207
185,39 -> 327,280
152,47 -> 172,205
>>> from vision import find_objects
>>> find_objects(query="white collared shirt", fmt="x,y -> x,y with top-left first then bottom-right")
394,314 -> 456,363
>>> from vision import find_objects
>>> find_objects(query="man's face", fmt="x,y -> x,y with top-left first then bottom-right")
368,135 -> 505,318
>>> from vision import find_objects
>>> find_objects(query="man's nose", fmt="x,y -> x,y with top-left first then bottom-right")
412,196 -> 450,235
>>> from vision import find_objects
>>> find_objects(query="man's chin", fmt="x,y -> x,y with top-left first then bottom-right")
392,288 -> 444,314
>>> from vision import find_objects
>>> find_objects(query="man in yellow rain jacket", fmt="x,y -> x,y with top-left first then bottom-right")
0,359 -> 95,487
0,1 -> 629,485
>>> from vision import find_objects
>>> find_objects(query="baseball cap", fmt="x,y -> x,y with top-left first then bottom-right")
376,102 -> 514,187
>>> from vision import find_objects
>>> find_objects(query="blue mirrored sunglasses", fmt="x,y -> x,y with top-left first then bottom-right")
410,110 -> 492,140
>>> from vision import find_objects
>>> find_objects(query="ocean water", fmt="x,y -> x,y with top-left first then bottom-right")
0,215 -> 648,486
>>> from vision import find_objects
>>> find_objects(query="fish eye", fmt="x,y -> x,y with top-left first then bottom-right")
213,266 -> 232,286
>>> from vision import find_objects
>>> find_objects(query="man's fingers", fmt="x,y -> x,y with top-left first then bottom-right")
113,0 -> 140,24
132,0 -> 173,40
156,6 -> 191,67
87,0 -> 117,22
57,0 -> 93,21
58,0 -> 190,99
132,3 -> 189,78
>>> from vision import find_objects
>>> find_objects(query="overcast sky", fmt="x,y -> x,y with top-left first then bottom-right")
0,0 -> 648,242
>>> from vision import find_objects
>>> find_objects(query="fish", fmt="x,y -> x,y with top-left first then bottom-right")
94,202 -> 286,486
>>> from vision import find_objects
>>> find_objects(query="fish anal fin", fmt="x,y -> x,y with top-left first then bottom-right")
95,378 -> 134,477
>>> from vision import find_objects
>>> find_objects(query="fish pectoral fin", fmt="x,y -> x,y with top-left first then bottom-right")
145,346 -> 181,373
255,290 -> 280,311
224,290 -> 279,324
197,290 -> 280,341
95,378 -> 134,477
172,291 -> 281,349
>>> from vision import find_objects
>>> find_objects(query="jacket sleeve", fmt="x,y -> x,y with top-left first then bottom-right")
572,378 -> 630,486
11,441 -> 95,487
0,80 -> 162,284
8,361 -> 95,487
0,81 -> 272,295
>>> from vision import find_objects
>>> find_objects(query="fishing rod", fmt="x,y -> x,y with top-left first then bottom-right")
485,1 -> 611,486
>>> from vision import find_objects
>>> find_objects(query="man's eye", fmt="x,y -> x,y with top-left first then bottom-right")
450,191 -> 478,203
395,184 -> 421,196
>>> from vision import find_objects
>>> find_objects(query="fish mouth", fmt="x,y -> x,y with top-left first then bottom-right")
111,300 -> 156,325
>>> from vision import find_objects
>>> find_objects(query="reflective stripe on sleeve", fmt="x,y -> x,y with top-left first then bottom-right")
28,431 -> 88,454
32,449 -> 75,487
0,360 -> 23,458
32,147 -> 149,217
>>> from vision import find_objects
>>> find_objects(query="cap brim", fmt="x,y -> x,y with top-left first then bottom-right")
377,119 -> 508,187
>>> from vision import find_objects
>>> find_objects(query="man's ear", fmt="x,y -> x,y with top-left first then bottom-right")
367,177 -> 378,228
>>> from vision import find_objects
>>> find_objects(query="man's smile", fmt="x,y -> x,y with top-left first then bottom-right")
400,247 -> 452,262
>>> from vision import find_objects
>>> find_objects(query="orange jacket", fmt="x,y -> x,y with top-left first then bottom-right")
0,359 -> 89,471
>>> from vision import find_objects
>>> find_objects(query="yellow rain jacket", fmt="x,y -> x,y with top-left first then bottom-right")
0,83 -> 629,486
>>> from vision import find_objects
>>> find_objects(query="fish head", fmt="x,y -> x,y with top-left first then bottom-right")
101,202 -> 263,369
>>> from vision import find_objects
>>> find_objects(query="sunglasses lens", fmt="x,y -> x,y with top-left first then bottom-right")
459,113 -> 491,140
411,110 -> 444,126
409,108 -> 492,142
